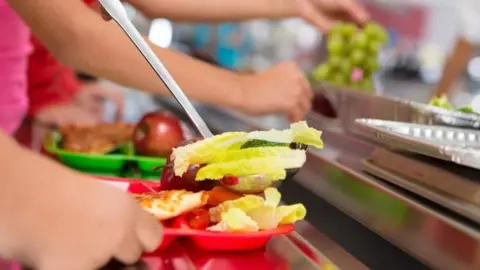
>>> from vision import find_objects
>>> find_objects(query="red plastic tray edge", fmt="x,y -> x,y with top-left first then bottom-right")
97,177 -> 295,251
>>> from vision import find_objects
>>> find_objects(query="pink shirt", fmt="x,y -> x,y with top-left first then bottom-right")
0,0 -> 31,135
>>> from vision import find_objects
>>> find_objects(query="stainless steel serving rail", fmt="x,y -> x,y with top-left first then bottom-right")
155,93 -> 480,270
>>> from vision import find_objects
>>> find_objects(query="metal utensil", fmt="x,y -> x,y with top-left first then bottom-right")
98,0 -> 213,138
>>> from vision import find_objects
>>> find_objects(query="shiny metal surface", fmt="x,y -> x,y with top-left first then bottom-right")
158,98 -> 480,270
99,0 -> 213,138
315,87 -> 480,133
362,158 -> 480,224
354,119 -> 480,171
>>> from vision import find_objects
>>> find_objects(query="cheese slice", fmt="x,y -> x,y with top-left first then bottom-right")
134,190 -> 208,220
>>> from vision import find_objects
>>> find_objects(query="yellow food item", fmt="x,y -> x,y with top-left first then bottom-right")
207,208 -> 259,232
208,187 -> 307,231
171,121 -> 323,180
209,195 -> 264,223
134,190 -> 208,220
276,204 -> 307,224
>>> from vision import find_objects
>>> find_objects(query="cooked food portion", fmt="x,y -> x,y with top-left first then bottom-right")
53,110 -> 187,158
134,190 -> 208,220
171,121 -> 323,182
429,95 -> 477,114
60,123 -> 135,154
134,187 -> 306,233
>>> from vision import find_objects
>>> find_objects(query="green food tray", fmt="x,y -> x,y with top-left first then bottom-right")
44,131 -> 166,176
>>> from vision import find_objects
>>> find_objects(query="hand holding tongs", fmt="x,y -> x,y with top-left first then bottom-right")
98,0 -> 213,138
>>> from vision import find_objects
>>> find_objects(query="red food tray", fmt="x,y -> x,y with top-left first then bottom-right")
98,177 -> 295,252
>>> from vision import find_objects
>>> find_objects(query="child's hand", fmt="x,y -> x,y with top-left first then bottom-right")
0,145 -> 163,270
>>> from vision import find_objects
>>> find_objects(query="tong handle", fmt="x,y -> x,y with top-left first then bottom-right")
98,0 -> 213,138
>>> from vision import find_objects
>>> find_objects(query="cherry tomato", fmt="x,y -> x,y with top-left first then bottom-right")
185,208 -> 210,230
171,215 -> 190,229
220,176 -> 239,186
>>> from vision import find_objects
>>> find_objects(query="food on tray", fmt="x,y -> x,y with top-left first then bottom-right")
429,95 -> 478,114
171,121 -> 322,182
134,190 -> 208,220
206,186 -> 243,206
311,22 -> 389,92
135,123 -> 317,233
160,121 -> 322,193
135,187 -> 306,233
208,187 -> 305,231
60,123 -> 135,154
184,208 -> 211,230
53,110 -> 186,159
134,111 -> 185,157
429,95 -> 453,110
160,138 -> 218,192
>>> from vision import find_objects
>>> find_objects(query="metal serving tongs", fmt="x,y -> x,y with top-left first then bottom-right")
98,0 -> 306,195
98,0 -> 213,138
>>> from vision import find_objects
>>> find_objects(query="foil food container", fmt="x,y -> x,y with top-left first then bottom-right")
311,87 -> 480,132
354,118 -> 480,171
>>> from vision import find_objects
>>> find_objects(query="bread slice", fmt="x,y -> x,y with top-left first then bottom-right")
134,190 -> 209,220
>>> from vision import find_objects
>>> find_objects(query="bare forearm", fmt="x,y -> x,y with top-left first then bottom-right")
129,0 -> 294,21
0,132 -> 37,212
8,0 -> 244,109
434,37 -> 476,97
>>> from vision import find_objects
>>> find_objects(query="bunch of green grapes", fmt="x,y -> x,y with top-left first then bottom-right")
311,22 -> 389,92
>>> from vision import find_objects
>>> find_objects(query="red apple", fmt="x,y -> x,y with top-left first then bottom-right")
134,111 -> 185,157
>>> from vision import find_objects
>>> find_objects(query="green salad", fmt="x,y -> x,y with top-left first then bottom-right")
429,95 -> 477,114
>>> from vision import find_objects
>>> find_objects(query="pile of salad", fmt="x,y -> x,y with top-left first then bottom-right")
135,121 -> 324,232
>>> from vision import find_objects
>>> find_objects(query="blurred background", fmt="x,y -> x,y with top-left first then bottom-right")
112,0 -> 480,123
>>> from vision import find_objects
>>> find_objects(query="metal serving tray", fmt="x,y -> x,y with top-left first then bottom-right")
354,118 -> 480,170
312,87 -> 480,132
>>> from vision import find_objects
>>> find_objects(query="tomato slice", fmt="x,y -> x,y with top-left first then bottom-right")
170,215 -> 190,229
185,208 -> 211,230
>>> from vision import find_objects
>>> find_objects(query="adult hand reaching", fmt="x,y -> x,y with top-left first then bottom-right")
293,0 -> 369,31
239,62 -> 313,122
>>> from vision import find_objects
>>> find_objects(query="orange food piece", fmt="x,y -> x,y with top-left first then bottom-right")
206,186 -> 243,206
185,208 -> 211,230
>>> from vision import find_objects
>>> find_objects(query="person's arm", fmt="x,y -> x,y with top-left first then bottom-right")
8,0 -> 245,111
433,0 -> 480,97
433,37 -> 476,97
27,35 -> 83,117
128,0 -> 294,22
0,130 -> 163,269
128,0 -> 368,30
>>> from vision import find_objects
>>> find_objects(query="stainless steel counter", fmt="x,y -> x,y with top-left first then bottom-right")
156,91 -> 480,270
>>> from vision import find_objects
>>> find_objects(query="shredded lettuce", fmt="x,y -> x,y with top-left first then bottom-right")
172,121 -> 323,179
207,188 -> 307,232
196,149 -> 306,181
172,132 -> 248,175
